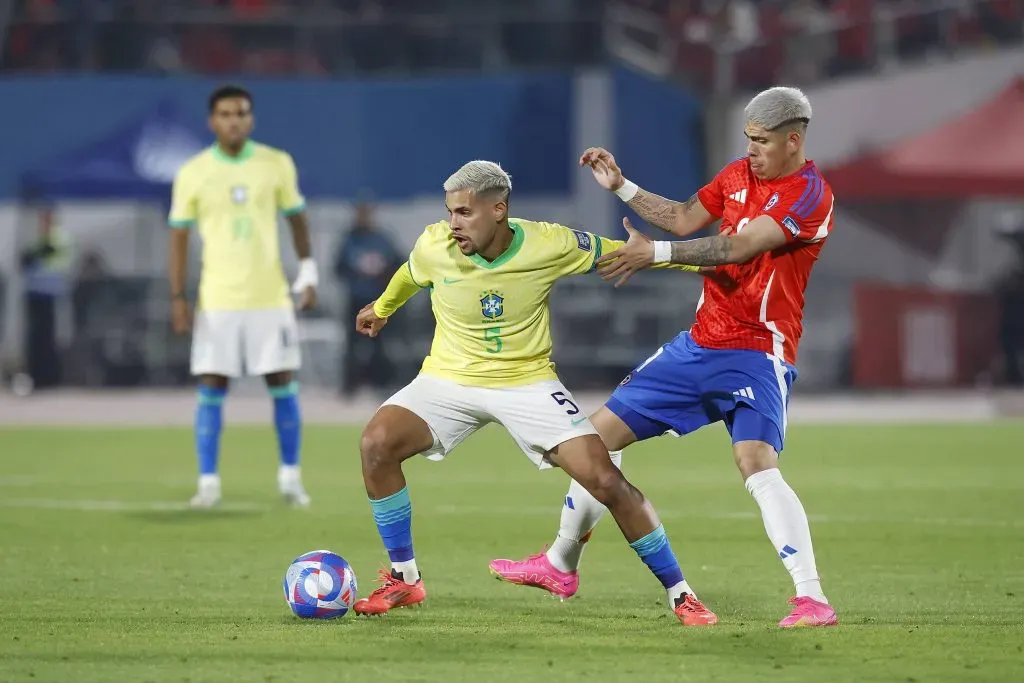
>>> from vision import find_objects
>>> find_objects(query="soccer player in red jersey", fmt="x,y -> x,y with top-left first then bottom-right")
490,87 -> 838,628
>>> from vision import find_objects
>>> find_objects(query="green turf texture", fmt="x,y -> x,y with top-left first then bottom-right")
1,422 -> 1022,682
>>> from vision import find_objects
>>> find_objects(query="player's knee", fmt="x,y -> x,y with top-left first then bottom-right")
359,424 -> 398,471
201,374 -> 230,391
733,440 -> 777,479
583,466 -> 637,509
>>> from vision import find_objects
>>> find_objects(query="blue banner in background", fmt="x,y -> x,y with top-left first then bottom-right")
0,73 -> 574,200
611,67 -> 705,238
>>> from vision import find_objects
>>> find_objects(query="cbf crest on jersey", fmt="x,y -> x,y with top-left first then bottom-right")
230,185 -> 248,205
480,290 -> 504,319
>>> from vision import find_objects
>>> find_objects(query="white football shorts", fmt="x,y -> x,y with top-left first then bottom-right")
191,307 -> 301,378
381,373 -> 599,469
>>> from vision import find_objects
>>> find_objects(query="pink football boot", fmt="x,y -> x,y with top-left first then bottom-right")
779,596 -> 838,628
489,551 -> 579,600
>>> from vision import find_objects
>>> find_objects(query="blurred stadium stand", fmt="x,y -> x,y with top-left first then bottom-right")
0,0 -> 1022,396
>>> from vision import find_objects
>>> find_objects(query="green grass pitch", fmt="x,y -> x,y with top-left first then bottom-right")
1,422 -> 1023,682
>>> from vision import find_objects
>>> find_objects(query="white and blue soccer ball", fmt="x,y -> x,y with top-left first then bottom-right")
283,550 -> 358,619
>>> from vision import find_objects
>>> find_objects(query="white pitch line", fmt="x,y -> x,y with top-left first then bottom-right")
0,476 -> 39,486
428,505 -> 1024,529
0,498 -> 269,512
2,500 -> 1020,529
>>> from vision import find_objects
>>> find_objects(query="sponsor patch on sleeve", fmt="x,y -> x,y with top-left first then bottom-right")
571,229 -> 593,252
781,215 -> 800,237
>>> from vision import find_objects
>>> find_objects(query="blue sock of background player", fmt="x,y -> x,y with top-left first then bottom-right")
191,380 -> 227,506
268,376 -> 309,506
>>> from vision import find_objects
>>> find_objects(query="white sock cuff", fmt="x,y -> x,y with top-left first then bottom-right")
744,467 -> 783,496
609,450 -> 623,468
555,530 -> 588,544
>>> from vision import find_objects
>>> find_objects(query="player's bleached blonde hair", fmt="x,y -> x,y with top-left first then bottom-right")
443,160 -> 512,203
744,87 -> 812,132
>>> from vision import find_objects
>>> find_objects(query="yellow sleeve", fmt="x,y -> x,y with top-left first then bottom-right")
372,229 -> 434,318
372,263 -> 426,318
547,224 -> 700,277
406,230 -> 433,288
546,224 -> 605,276
596,236 -> 701,273
168,168 -> 197,228
276,152 -> 306,215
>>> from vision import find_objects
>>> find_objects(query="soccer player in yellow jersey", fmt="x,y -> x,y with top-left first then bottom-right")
168,85 -> 318,509
348,160 -> 714,626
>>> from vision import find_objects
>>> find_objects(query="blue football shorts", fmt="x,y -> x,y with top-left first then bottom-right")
607,332 -> 797,453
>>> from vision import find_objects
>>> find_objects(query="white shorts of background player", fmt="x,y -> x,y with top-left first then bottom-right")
190,308 -> 301,377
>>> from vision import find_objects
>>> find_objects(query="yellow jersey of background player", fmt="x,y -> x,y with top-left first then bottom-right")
167,84 -> 318,510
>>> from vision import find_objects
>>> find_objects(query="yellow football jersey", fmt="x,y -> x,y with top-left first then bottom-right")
373,218 -> 692,388
168,141 -> 305,310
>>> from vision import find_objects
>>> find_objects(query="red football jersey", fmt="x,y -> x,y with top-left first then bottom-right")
691,158 -> 834,365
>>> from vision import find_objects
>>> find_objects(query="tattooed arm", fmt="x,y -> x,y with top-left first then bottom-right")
625,190 -> 714,237
595,215 -> 788,287
578,146 -> 714,237
666,216 -> 787,266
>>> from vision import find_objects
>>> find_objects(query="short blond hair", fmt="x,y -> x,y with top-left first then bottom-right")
443,160 -> 511,202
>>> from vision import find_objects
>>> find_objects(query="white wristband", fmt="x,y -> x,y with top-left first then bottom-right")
652,241 -> 672,264
614,179 -> 639,202
291,258 -> 319,293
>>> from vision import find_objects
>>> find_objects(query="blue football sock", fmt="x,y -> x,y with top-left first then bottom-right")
369,487 -> 414,563
629,524 -> 686,589
270,381 -> 301,467
195,385 -> 226,476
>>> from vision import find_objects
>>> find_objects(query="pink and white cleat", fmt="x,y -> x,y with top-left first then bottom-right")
778,596 -> 838,628
489,551 -> 579,600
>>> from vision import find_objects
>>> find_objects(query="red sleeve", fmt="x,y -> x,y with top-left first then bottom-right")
763,176 -> 835,244
696,168 -> 727,218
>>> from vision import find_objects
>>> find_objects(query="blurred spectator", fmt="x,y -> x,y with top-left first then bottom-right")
20,203 -> 72,389
332,202 -> 402,397
995,223 -> 1024,387
781,0 -> 836,85
3,0 -> 1023,82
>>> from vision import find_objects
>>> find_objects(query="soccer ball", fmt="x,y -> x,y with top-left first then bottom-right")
283,550 -> 358,619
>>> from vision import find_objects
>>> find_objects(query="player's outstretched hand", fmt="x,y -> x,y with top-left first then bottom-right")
297,286 -> 317,311
356,302 -> 389,338
171,297 -> 192,334
291,259 -> 319,311
596,217 -> 654,288
579,147 -> 625,192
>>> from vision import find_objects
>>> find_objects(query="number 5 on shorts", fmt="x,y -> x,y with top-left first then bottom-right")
550,391 -> 580,415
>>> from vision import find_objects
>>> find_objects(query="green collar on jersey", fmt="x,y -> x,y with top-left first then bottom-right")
211,140 -> 255,164
468,221 -> 524,269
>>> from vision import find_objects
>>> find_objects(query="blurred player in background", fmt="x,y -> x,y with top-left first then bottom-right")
491,87 -> 839,628
168,85 -> 318,509
350,160 -> 719,627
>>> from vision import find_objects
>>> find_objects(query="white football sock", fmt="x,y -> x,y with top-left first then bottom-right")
667,579 -> 697,609
392,559 -> 420,584
745,468 -> 828,604
198,474 -> 220,490
546,451 -> 621,572
277,464 -> 300,485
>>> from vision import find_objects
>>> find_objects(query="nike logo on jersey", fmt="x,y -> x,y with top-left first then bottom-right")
443,277 -> 463,284
728,189 -> 748,204
570,417 -> 588,426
